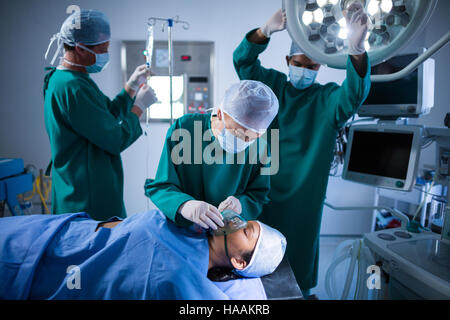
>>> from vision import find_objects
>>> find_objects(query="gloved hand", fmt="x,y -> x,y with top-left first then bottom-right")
218,196 -> 242,214
179,200 -> 224,230
345,2 -> 369,55
134,84 -> 158,111
261,9 -> 287,38
127,64 -> 150,91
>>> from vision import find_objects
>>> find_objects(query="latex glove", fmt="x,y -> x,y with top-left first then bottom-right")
127,64 -> 150,91
218,196 -> 242,214
345,2 -> 369,55
261,9 -> 286,38
179,200 -> 224,230
134,84 -> 158,111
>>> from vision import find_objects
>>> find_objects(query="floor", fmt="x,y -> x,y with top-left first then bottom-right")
309,235 -> 362,300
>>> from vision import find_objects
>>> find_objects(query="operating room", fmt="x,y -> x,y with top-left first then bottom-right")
0,0 -> 449,303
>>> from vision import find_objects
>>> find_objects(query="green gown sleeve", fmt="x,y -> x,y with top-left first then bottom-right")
144,121 -> 195,227
324,53 -> 371,129
236,142 -> 271,221
106,89 -> 136,119
62,80 -> 143,155
235,169 -> 270,221
233,29 -> 287,96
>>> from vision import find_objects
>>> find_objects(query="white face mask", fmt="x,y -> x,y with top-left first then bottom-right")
216,117 -> 254,154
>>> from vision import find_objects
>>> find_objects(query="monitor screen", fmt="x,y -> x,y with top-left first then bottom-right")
347,131 -> 414,180
363,54 -> 418,105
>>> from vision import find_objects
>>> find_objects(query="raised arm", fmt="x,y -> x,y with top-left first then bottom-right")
325,3 -> 372,128
233,9 -> 288,94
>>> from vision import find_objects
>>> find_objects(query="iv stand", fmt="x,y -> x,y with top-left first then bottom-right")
147,17 -> 189,125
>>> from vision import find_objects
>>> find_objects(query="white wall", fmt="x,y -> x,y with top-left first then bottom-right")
0,0 -> 448,234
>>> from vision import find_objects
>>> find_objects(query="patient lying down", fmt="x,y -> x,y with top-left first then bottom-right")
0,210 -> 286,299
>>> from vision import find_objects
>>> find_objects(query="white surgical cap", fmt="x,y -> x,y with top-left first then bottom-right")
45,9 -> 111,65
219,80 -> 279,133
289,41 -> 304,57
234,221 -> 287,278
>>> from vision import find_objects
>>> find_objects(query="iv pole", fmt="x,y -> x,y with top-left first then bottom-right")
147,17 -> 190,125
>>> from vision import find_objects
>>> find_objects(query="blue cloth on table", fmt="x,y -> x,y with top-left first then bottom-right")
0,210 -> 236,299
213,278 -> 267,300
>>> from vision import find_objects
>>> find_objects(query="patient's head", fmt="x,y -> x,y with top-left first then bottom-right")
207,220 -> 286,280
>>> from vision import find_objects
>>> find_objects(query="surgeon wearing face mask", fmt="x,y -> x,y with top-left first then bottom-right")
233,4 -> 371,298
145,80 -> 279,231
43,10 -> 158,220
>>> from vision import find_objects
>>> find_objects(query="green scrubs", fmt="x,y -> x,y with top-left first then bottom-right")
43,67 -> 142,220
233,29 -> 371,290
144,113 -> 270,226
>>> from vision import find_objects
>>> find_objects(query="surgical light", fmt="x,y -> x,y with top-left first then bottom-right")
283,0 -> 447,82
322,5 -> 336,25
302,8 -> 324,25
305,0 -> 319,11
380,0 -> 393,12
367,0 -> 380,16
337,17 -> 348,39
317,0 -> 339,7
302,11 -> 314,25
314,8 -> 324,23
338,28 -> 348,39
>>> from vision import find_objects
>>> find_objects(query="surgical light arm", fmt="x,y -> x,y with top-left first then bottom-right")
324,201 -> 410,229
283,0 -> 448,83
371,31 -> 450,82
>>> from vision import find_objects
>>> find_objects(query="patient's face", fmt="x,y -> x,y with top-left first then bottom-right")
226,220 -> 260,258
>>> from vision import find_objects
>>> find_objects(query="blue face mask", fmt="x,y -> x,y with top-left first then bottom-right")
289,65 -> 318,90
76,43 -> 110,73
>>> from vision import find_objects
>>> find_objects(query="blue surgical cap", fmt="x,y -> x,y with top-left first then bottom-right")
45,9 -> 111,65
289,41 -> 304,57
234,221 -> 287,278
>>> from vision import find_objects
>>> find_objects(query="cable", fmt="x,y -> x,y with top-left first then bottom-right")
145,125 -> 150,211
344,117 -> 376,127
23,175 -> 51,214
421,135 -> 437,149
413,186 -> 442,197
412,179 -> 435,222
353,240 -> 362,300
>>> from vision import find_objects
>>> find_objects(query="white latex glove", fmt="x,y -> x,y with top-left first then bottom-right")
261,9 -> 287,38
134,84 -> 158,111
127,64 -> 150,91
218,196 -> 242,214
346,2 -> 369,55
179,200 -> 224,230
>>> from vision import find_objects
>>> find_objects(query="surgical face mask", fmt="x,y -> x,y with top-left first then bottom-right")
216,116 -> 255,154
289,65 -> 318,90
67,43 -> 110,73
